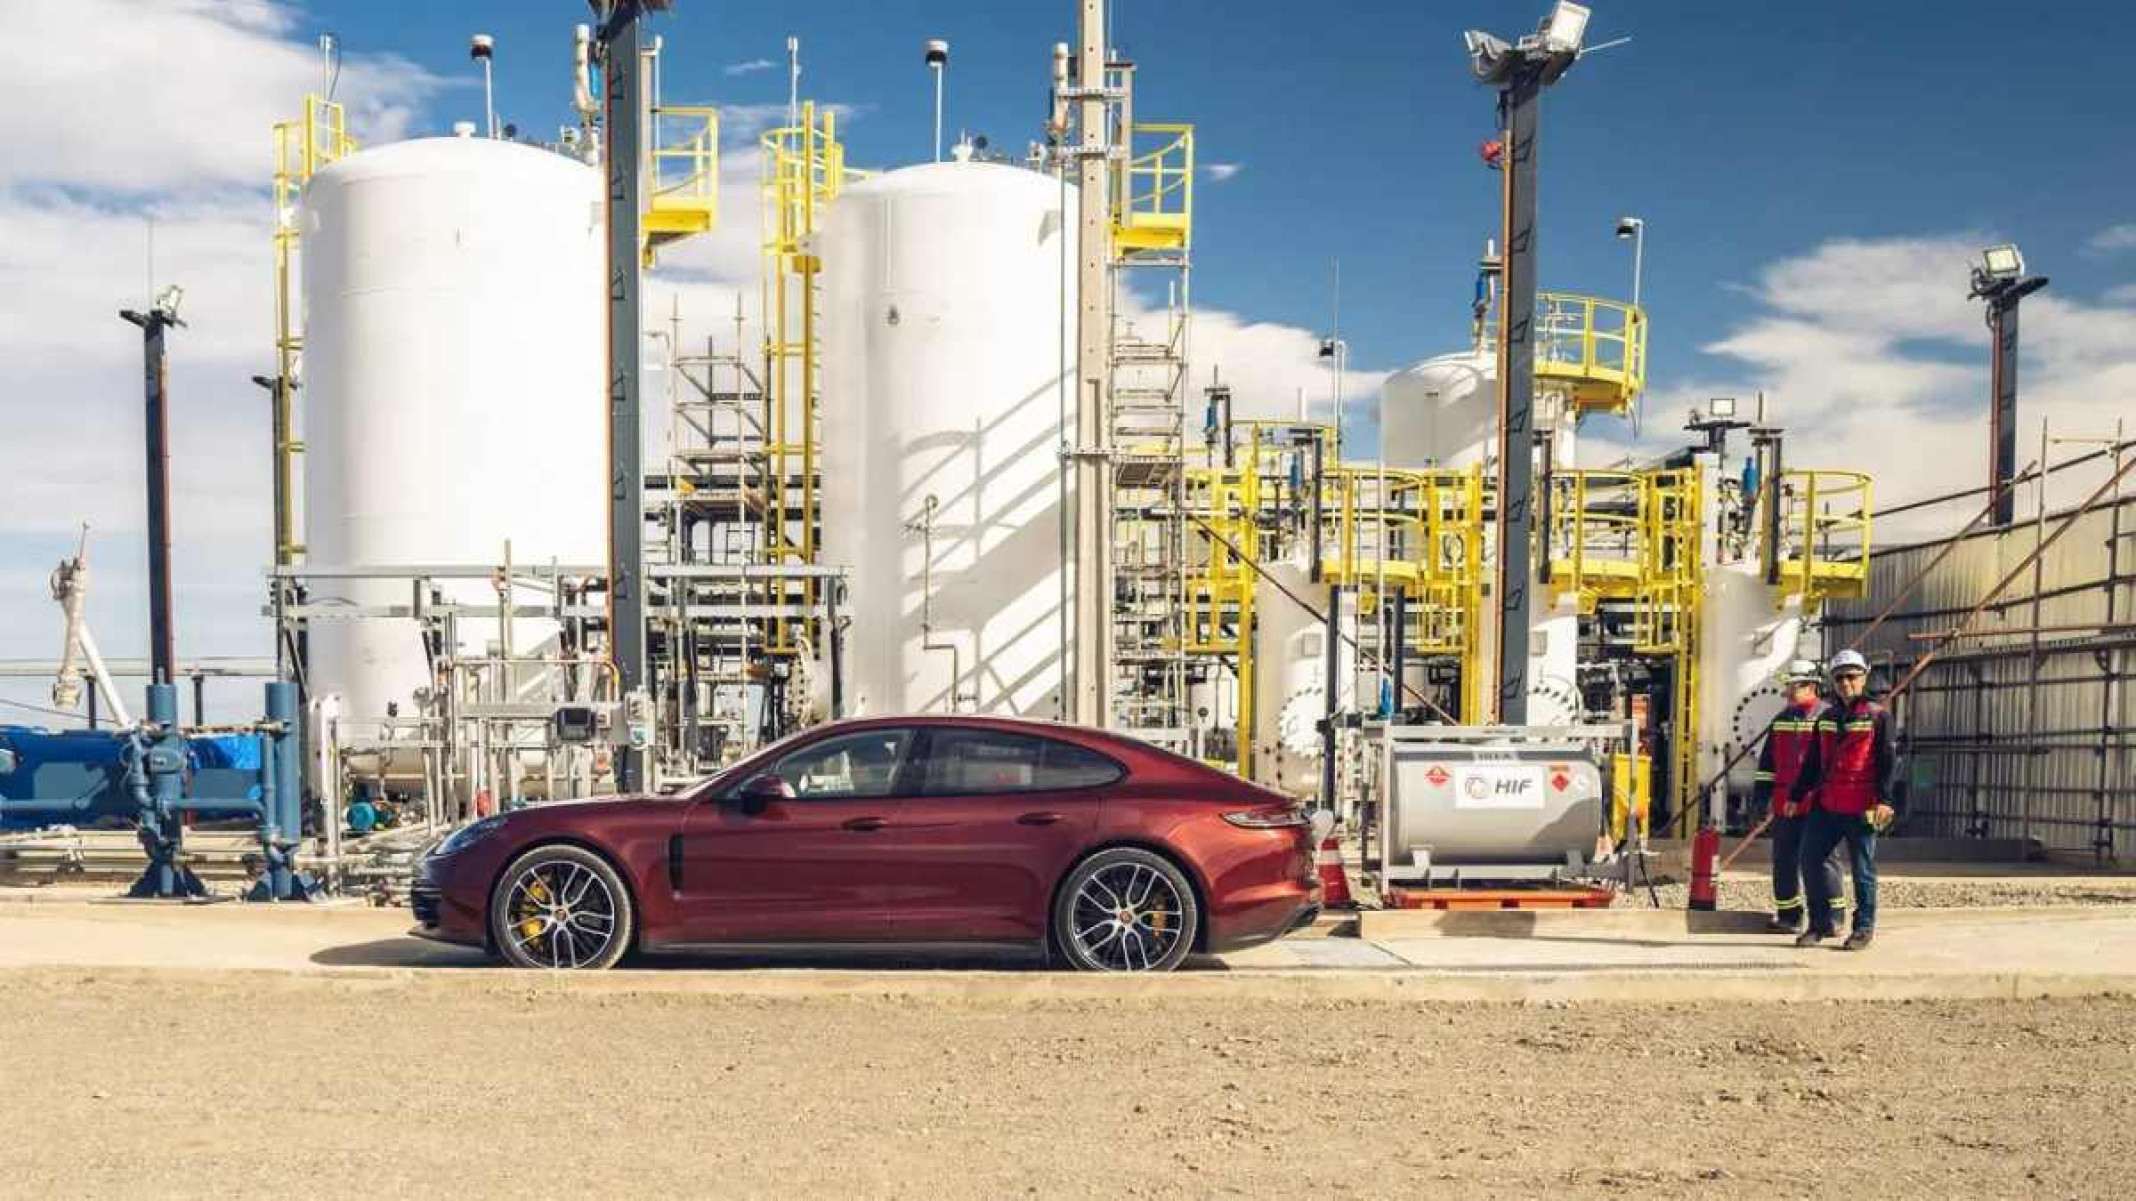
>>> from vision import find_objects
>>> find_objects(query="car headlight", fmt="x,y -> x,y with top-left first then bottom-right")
430,814 -> 507,858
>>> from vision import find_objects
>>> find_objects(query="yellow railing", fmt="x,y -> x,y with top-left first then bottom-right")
1113,123 -> 1193,254
1317,465 -> 1487,719
270,94 -> 355,564
1546,470 -> 1646,610
644,103 -> 718,257
1774,469 -> 1872,605
1534,292 -> 1646,416
1640,469 -> 1703,826
758,102 -> 859,655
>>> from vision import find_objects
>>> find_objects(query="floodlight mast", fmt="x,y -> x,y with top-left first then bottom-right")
1463,1 -> 1588,725
1968,243 -> 2049,527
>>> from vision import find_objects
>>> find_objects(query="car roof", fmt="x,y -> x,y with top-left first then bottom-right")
809,713 -> 1182,762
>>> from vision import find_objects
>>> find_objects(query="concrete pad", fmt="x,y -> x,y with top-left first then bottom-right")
1,898 -> 2132,1005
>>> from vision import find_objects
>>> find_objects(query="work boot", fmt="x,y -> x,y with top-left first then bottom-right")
1841,929 -> 1875,951
1795,928 -> 1831,948
1766,915 -> 1804,935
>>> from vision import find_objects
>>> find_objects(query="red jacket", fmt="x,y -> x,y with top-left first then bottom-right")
1754,698 -> 1828,818
1816,696 -> 1898,816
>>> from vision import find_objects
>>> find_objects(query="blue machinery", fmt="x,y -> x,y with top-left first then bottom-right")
0,681 -> 318,902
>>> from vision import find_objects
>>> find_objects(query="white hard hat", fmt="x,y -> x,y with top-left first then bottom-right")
1828,649 -> 1870,676
1783,659 -> 1821,684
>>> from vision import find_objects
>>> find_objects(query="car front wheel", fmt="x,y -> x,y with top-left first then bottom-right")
1052,847 -> 1199,972
488,845 -> 634,970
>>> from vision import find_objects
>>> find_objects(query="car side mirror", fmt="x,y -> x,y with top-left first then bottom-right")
735,773 -> 795,815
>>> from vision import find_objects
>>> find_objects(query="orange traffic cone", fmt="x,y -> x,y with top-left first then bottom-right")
1316,834 -> 1354,909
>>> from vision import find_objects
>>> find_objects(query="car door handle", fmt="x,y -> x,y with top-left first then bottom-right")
1017,811 -> 1064,826
842,816 -> 887,832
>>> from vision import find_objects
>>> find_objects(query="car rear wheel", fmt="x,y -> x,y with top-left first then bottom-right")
488,845 -> 633,970
1052,848 -> 1198,973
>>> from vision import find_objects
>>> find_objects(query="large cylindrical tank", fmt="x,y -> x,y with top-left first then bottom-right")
1380,738 -> 1604,874
301,137 -> 604,724
1382,345 -> 1582,724
1380,348 -> 1497,469
1703,557 -> 1812,799
817,161 -> 1073,716
1252,561 -> 1353,795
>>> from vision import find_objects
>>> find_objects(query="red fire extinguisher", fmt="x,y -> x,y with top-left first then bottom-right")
1688,825 -> 1720,911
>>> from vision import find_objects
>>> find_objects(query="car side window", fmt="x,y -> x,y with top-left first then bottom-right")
916,730 -> 1124,795
767,729 -> 914,800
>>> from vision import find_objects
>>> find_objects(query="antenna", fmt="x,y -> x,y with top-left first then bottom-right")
320,32 -> 340,100
787,36 -> 800,128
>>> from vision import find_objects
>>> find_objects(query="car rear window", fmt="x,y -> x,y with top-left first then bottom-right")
916,730 -> 1124,795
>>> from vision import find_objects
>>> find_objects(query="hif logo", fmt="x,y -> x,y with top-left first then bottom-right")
1466,774 -> 1532,800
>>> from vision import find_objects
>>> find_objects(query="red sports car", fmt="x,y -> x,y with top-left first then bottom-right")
412,715 -> 1324,972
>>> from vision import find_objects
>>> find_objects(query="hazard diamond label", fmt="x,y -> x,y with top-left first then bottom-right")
1550,770 -> 1571,792
1425,765 -> 1451,787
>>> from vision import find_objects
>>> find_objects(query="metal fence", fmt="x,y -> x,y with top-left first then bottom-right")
1824,491 -> 2134,861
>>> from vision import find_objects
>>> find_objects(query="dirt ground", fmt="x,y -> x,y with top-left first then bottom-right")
2,969 -> 2130,1199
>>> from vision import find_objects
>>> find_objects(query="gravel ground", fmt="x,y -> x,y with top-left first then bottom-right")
3,970 -> 2132,1199
1644,874 -> 2136,914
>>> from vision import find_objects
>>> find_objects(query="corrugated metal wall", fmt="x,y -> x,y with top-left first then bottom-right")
1824,493 -> 2134,860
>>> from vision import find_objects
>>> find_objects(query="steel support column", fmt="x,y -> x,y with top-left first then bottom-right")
601,2 -> 652,789
1070,0 -> 1114,728
122,306 -> 180,688
1491,66 -> 1543,725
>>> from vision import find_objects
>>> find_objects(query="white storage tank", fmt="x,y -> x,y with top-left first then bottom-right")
1251,560 -> 1353,795
1381,345 -> 1582,724
816,161 -> 1074,716
300,136 -> 605,725
1380,348 -> 1497,469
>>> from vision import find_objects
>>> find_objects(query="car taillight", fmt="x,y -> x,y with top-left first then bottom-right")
1223,806 -> 1309,829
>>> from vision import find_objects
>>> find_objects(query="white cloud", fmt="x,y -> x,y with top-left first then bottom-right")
1204,162 -> 1244,183
0,0 -> 444,194
2088,223 -> 2136,254
0,1 -> 442,722
725,58 -> 778,76
1597,234 -> 2136,542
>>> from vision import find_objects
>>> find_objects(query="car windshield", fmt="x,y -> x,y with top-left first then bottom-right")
667,724 -> 824,801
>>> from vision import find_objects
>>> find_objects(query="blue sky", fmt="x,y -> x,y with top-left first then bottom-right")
331,0 -> 2136,383
1,0 -> 2132,723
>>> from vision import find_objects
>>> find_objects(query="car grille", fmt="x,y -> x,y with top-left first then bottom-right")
410,884 -> 443,928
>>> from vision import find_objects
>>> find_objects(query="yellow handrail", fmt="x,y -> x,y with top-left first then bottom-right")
1775,469 -> 1873,605
1113,123 -> 1193,253
1534,291 -> 1646,415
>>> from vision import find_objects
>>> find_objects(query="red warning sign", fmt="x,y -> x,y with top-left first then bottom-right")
1425,765 -> 1451,787
1549,767 -> 1571,792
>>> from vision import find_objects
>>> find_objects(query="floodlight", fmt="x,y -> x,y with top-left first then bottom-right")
153,284 -> 184,321
1981,244 -> 2024,281
924,38 -> 949,66
1615,216 -> 1642,239
1708,396 -> 1737,418
1463,29 -> 1513,81
469,33 -> 494,61
1540,2 -> 1591,55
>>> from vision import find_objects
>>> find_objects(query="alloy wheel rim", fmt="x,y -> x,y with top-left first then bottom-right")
505,860 -> 618,969
1069,862 -> 1185,971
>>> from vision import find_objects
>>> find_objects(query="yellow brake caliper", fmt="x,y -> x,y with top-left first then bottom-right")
517,873 -> 552,942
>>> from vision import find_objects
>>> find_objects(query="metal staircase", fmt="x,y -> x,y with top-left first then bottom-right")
1107,120 -> 1196,734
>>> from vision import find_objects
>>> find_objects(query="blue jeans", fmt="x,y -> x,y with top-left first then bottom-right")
1771,813 -> 1843,923
1800,809 -> 1878,934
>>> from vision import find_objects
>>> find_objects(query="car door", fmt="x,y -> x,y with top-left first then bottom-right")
885,727 -> 1111,942
668,726 -> 920,945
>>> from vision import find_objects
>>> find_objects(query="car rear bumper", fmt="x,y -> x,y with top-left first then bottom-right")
1202,877 -> 1323,953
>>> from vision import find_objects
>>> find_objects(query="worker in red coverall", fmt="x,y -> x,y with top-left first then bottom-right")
1798,649 -> 1899,950
1753,659 -> 1840,934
